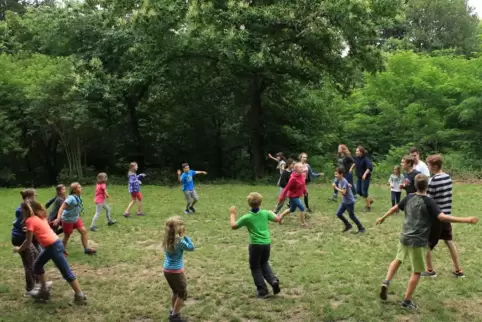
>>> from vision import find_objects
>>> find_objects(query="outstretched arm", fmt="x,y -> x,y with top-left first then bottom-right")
438,213 -> 478,224
195,171 -> 208,175
376,205 -> 399,225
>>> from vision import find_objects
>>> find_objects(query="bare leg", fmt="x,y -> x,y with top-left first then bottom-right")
62,234 -> 71,249
172,297 -> 184,314
69,279 -> 82,294
385,259 -> 402,281
278,208 -> 291,222
171,294 -> 176,312
404,272 -> 421,301
299,211 -> 306,226
425,249 -> 434,271
445,240 -> 462,272
137,200 -> 143,214
78,227 -> 90,249
124,200 -> 136,214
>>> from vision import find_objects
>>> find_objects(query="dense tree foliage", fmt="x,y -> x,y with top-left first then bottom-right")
0,0 -> 480,186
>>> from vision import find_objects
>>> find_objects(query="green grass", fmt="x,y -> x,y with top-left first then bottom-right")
1,183 -> 482,322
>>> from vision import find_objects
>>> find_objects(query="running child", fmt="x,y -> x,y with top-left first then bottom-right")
299,152 -> 322,213
53,182 -> 96,255
13,199 -> 87,304
162,216 -> 195,322
332,167 -> 365,233
278,162 -> 307,227
46,184 -> 66,235
177,163 -> 207,214
230,193 -> 281,298
376,174 -> 478,309
389,166 -> 404,207
330,144 -> 356,202
399,155 -> 420,195
274,158 -> 295,214
268,152 -> 286,186
124,162 -> 146,217
422,154 -> 465,278
90,173 -> 116,231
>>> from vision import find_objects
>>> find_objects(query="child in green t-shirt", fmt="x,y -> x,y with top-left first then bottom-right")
229,192 -> 281,298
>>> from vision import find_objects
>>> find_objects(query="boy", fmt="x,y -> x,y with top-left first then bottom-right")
332,167 -> 365,233
278,162 -> 307,227
274,158 -> 295,214
177,163 -> 207,214
422,154 -> 464,278
399,155 -> 420,195
376,174 -> 478,309
230,193 -> 281,298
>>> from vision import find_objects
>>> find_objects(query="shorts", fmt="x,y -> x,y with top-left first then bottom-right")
62,218 -> 84,235
289,197 -> 305,213
164,272 -> 187,300
428,221 -> 453,250
130,192 -> 143,201
184,190 -> 199,203
395,242 -> 426,273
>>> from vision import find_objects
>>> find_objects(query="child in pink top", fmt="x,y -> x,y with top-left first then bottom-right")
90,173 -> 116,232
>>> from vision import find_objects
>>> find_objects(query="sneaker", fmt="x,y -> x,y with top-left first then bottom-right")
342,225 -> 353,233
380,283 -> 388,301
184,209 -> 190,215
189,207 -> 196,213
362,207 -> 371,212
421,270 -> 437,277
89,226 -> 97,232
272,279 -> 281,295
401,300 -> 418,309
136,212 -> 145,216
84,248 -> 97,255
306,208 -> 313,213
74,293 -> 87,305
123,212 -> 130,218
169,313 -> 187,322
107,220 -> 117,226
357,228 -> 366,234
31,289 -> 50,302
256,291 -> 269,299
452,271 -> 465,278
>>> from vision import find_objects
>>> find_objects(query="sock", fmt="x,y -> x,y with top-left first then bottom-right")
76,291 -> 84,297
383,279 -> 390,286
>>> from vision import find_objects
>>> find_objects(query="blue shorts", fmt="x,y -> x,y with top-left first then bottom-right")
289,198 -> 305,212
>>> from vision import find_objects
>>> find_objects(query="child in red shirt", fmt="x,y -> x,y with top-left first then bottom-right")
90,173 -> 116,231
278,163 -> 307,227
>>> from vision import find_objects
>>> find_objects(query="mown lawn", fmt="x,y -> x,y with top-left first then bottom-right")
1,183 -> 481,322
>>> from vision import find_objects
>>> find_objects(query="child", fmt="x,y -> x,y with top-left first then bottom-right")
274,158 -> 295,214
53,182 -> 96,255
376,174 -> 478,309
422,154 -> 464,278
268,152 -> 286,186
12,189 -> 53,297
230,193 -> 281,298
332,167 -> 365,233
399,155 -> 420,195
13,199 -> 87,305
46,184 -> 66,235
90,173 -> 116,231
162,216 -> 195,322
354,146 -> 374,212
388,166 -> 404,207
278,162 -> 307,227
299,152 -> 322,213
177,163 -> 207,214
124,162 -> 146,217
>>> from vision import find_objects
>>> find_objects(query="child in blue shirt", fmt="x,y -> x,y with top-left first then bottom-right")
177,163 -> 207,214
162,216 -> 195,322
332,167 -> 366,233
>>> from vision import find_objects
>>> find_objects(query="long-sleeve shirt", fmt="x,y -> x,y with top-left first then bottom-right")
355,156 -> 373,179
303,163 -> 320,183
12,206 -> 25,239
128,173 -> 143,193
279,172 -> 307,200
163,236 -> 195,273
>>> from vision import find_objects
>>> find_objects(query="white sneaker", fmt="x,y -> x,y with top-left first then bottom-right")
26,281 -> 53,297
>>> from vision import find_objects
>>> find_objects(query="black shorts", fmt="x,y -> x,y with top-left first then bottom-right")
428,220 -> 453,250
164,272 -> 187,300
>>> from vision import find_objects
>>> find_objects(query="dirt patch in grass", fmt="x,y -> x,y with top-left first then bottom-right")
443,298 -> 482,319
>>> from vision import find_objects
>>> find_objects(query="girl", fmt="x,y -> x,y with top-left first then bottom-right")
53,182 -> 96,255
299,152 -> 322,213
46,184 -> 66,235
12,189 -> 52,297
162,216 -> 195,322
268,152 -> 286,186
13,199 -> 87,304
354,146 -> 374,212
124,162 -> 146,217
274,158 -> 295,214
330,144 -> 356,201
388,165 -> 404,208
90,173 -> 116,231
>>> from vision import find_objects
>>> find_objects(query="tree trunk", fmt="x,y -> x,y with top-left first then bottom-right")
248,75 -> 266,179
44,135 -> 59,185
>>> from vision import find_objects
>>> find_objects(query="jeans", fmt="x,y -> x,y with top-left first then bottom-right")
333,172 -> 356,197
356,177 -> 370,198
248,244 -> 278,296
391,191 -> 402,206
12,235 -> 39,291
336,203 -> 364,230
34,239 -> 76,283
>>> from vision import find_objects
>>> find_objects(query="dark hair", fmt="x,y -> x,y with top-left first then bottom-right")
182,163 -> 189,169
409,147 -> 420,154
402,155 -> 414,167
56,184 -> 65,195
414,174 -> 429,192
336,167 -> 345,175
357,146 -> 367,156
20,189 -> 36,200
426,154 -> 443,169
286,158 -> 295,166
275,152 -> 286,161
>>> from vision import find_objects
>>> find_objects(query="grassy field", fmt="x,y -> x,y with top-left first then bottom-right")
1,183 -> 482,322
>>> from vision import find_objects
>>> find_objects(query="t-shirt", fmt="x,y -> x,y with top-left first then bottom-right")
338,177 -> 356,204
12,206 -> 25,238
62,195 -> 83,223
389,174 -> 405,192
180,170 -> 196,191
235,209 -> 278,245
415,161 -> 430,176
428,173 -> 452,215
95,183 -> 107,204
397,194 -> 441,247
403,170 -> 421,194
354,156 -> 373,179
25,215 -> 58,248
163,236 -> 195,273
341,155 -> 355,172
279,169 -> 292,188
277,160 -> 286,175
48,197 -> 64,222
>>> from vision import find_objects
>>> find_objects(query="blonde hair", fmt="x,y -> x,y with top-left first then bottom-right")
70,182 -> 81,195
162,216 -> 185,253
128,162 -> 138,174
247,192 -> 263,208
338,144 -> 351,156
21,198 -> 45,222
97,172 -> 108,183
298,152 -> 308,161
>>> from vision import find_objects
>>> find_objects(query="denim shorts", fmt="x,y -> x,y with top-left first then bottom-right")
289,197 -> 305,212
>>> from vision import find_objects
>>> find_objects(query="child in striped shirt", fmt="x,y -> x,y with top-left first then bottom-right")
162,216 -> 195,322
422,154 -> 465,278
